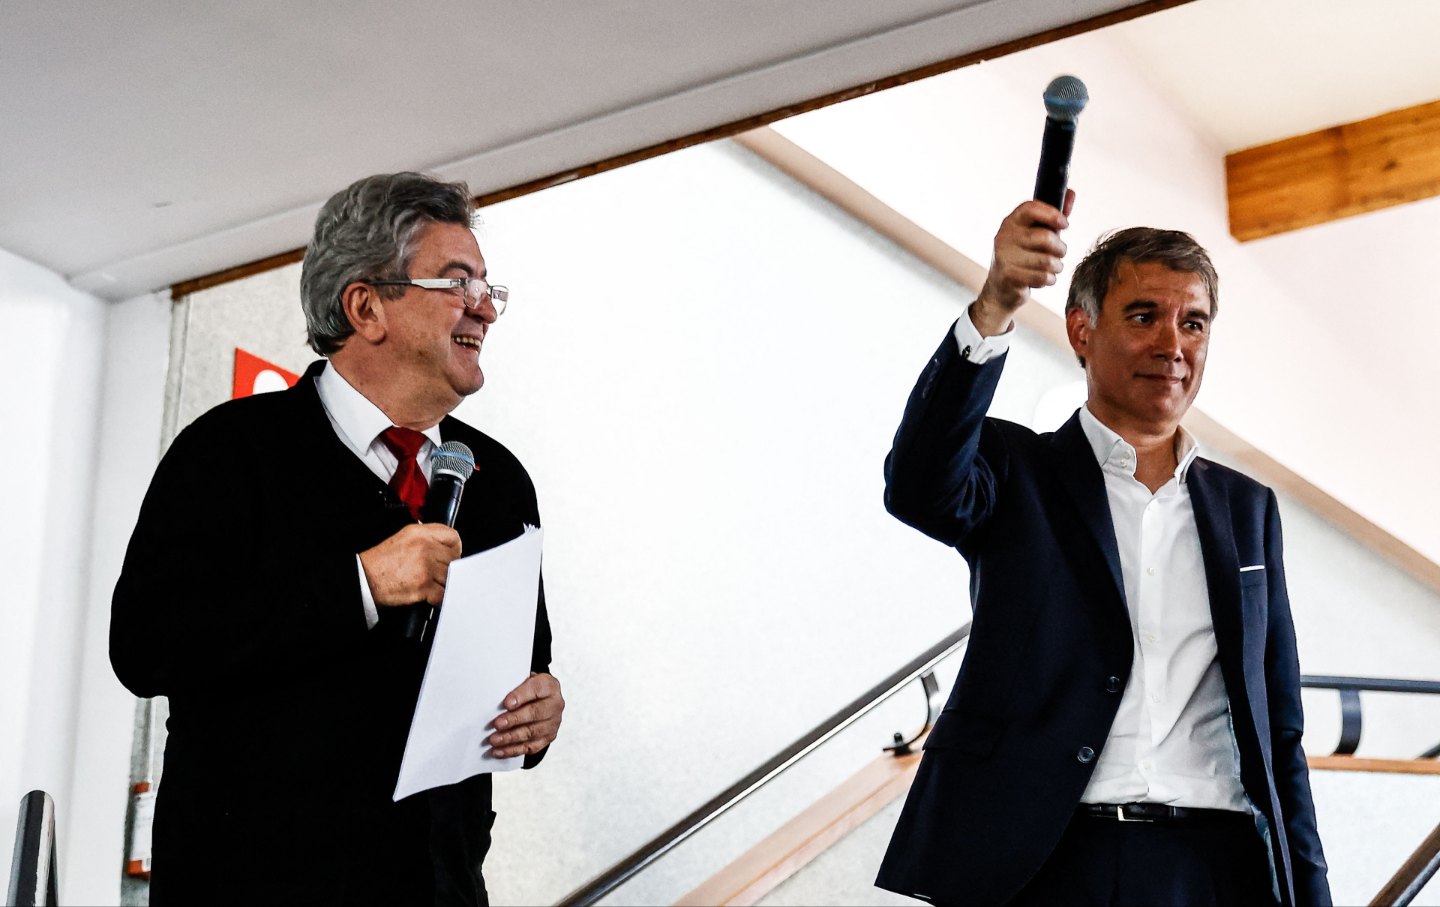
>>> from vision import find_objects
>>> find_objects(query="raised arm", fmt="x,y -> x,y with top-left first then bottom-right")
884,194 -> 1073,548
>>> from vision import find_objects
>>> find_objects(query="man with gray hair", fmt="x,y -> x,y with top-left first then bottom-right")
876,194 -> 1329,905
112,171 -> 562,905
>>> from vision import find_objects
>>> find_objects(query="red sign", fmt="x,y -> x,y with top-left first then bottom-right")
233,349 -> 300,399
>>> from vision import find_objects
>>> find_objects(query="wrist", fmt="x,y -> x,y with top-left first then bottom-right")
970,295 -> 1016,338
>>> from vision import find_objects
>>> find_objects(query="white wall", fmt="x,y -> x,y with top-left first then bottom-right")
66,292 -> 171,904
770,27 -> 1440,568
0,245 -> 169,904
0,249 -> 105,893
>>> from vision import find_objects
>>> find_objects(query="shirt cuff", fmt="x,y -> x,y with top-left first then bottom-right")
356,555 -> 379,630
952,303 -> 1015,363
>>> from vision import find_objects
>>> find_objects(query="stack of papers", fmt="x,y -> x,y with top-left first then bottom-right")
393,526 -> 543,801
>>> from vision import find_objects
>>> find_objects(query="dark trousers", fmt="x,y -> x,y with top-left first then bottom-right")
1007,810 -> 1275,907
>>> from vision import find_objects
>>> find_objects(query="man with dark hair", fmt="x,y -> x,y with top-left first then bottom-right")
876,194 -> 1329,906
111,172 -> 563,906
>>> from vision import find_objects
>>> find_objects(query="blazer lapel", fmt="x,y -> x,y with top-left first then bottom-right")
1050,413 -> 1126,612
1186,460 -> 1247,690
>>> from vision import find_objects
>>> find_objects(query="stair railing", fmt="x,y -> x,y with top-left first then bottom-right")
6,790 -> 58,907
556,623 -> 969,906
1369,820 -> 1440,907
1300,675 -> 1440,757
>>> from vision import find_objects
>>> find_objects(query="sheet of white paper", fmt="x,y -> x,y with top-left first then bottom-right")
393,526 -> 543,801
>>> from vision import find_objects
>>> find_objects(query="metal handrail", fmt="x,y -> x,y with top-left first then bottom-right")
1300,675 -> 1440,757
1303,677 -> 1440,904
1302,676 -> 1440,695
556,623 -> 971,906
6,791 -> 58,907
1369,820 -> 1440,907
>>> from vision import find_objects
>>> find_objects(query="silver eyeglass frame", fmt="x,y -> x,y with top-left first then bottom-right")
362,278 -> 508,315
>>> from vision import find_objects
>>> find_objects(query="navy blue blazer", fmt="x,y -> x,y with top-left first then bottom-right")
875,331 -> 1329,906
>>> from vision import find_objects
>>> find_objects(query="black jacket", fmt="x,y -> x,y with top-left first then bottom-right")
111,361 -> 551,906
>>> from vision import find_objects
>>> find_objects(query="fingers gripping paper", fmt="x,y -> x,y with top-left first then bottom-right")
394,527 -> 543,800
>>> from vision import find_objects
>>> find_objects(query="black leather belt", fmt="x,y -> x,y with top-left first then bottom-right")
1078,802 -> 1245,824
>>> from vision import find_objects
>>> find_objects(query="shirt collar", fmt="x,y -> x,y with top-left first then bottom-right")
1077,405 -> 1200,484
315,361 -> 443,456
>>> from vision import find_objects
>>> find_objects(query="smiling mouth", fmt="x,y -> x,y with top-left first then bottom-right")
452,335 -> 482,351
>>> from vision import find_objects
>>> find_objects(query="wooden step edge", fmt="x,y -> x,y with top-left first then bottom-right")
1308,754 -> 1440,776
675,745 -> 924,906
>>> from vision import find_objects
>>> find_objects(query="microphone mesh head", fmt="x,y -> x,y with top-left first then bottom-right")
432,440 -> 475,483
1043,75 -> 1089,122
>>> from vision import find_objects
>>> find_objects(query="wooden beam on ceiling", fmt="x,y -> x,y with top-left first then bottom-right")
1227,98 -> 1440,242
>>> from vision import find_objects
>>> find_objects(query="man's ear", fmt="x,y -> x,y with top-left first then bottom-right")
340,282 -> 387,344
1065,306 -> 1091,369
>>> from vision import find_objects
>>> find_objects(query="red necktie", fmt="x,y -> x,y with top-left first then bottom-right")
381,427 -> 429,521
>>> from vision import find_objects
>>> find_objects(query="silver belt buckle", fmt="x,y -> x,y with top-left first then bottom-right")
1116,804 -> 1154,822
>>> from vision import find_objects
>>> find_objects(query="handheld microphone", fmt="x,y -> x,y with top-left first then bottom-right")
400,440 -> 476,642
1033,75 -> 1089,213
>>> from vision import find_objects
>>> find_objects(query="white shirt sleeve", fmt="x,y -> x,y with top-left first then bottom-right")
952,303 -> 1016,363
357,555 -> 380,630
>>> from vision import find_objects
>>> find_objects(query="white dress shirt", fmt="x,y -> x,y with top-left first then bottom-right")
313,362 -> 441,629
955,307 -> 1247,811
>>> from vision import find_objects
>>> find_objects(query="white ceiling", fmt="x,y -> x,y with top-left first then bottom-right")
0,0 -> 1142,300
4,0 -> 1437,301
1113,0 -> 1440,152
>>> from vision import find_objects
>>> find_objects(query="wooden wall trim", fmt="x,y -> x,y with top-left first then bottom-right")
1227,97 -> 1440,242
169,0 -> 1192,300
170,248 -> 305,299
676,747 -> 923,906
735,125 -> 1440,598
1308,755 -> 1440,776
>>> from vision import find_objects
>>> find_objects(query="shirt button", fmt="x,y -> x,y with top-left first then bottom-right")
1140,759 -> 1154,771
1150,693 -> 1161,703
1143,632 -> 1157,643
1146,567 -> 1157,576
1077,746 -> 1096,764
1105,676 -> 1122,693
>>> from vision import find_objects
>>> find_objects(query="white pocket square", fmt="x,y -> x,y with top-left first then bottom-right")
1239,564 -> 1265,573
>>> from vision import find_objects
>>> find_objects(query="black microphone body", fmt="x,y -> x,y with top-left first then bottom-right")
1034,116 -> 1078,212
1033,75 -> 1089,213
420,470 -> 466,528
399,441 -> 474,642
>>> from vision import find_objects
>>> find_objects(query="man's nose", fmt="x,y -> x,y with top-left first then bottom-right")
1153,321 -> 1182,358
468,296 -> 499,324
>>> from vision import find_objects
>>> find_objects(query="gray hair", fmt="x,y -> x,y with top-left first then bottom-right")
299,172 -> 476,355
1065,227 -> 1219,367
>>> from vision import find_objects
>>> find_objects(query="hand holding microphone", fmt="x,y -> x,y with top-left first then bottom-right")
360,523 -> 462,606
359,440 -> 476,642
972,75 -> 1087,337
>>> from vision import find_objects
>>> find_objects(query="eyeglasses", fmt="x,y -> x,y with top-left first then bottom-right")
364,277 -> 509,316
